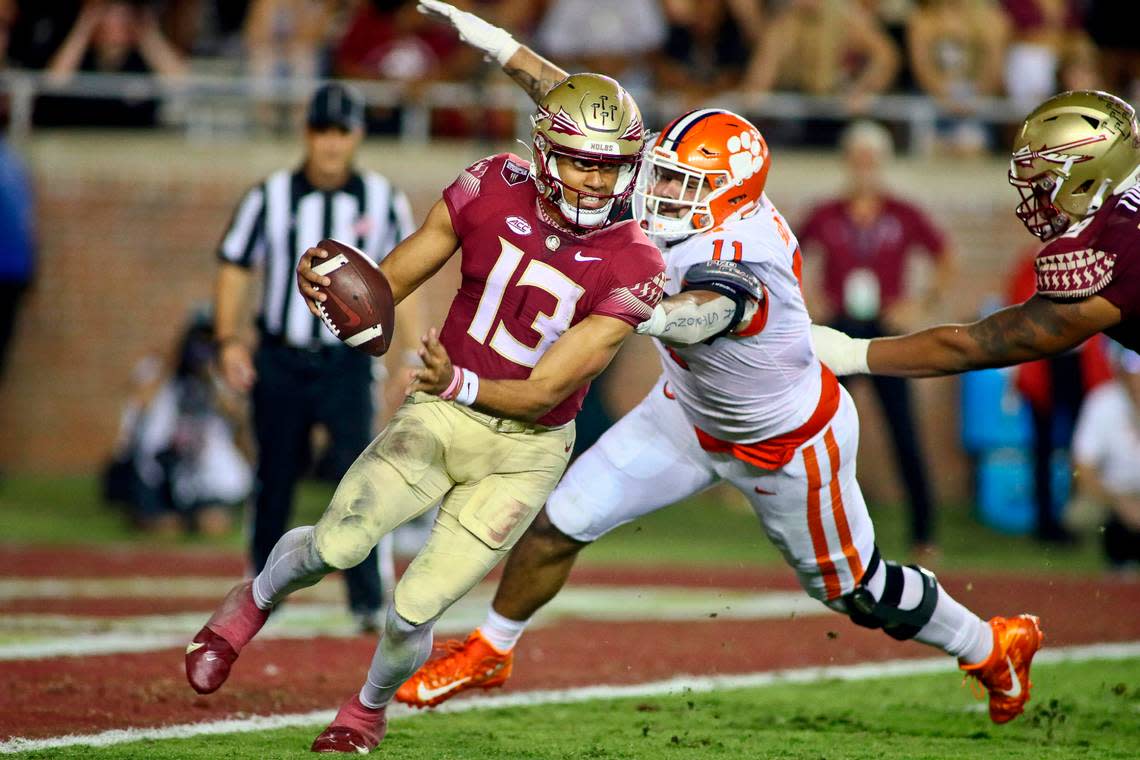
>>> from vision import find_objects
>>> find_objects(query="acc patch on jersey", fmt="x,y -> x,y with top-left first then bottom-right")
502,159 -> 530,186
1035,248 -> 1116,298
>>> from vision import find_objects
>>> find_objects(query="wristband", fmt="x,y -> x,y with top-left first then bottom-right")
455,368 -> 480,406
808,324 -> 871,376
440,365 -> 463,400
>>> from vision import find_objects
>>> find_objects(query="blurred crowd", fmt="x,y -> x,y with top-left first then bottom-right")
0,0 -> 1137,150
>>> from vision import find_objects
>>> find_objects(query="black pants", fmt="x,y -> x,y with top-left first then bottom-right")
251,339 -> 381,615
0,280 -> 29,379
832,318 -> 935,546
1104,515 -> 1140,568
1029,352 -> 1084,539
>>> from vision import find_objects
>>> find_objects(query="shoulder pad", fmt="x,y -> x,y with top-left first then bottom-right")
1035,248 -> 1116,298
682,259 -> 766,303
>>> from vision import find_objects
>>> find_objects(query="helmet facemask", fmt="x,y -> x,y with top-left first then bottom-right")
1009,167 -> 1074,241
635,152 -> 731,243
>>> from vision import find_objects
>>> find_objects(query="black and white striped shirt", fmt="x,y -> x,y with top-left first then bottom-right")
217,169 -> 414,348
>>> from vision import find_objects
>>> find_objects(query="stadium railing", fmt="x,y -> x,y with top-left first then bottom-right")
0,69 -> 1035,152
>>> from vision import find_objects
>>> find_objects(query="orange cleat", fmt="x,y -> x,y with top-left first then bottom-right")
960,614 -> 1044,724
395,629 -> 513,708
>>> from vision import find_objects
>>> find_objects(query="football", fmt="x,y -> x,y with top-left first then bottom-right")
310,238 -> 396,357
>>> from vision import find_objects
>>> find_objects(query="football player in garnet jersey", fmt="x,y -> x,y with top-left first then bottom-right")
184,72 -> 665,754
395,0 -> 1044,729
812,90 -> 1140,374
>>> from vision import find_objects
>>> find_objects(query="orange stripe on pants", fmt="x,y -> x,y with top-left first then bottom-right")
824,428 -> 863,584
803,444 -> 841,600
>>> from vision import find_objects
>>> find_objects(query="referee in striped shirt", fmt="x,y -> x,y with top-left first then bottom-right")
212,83 -> 414,631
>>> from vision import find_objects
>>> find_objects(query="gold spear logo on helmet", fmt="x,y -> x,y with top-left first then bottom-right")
1012,136 -> 1107,168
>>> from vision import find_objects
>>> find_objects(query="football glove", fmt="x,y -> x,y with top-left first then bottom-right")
417,1 -> 521,65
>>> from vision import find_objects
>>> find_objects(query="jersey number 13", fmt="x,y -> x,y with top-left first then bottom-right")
466,237 -> 585,368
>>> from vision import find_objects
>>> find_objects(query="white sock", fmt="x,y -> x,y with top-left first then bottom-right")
916,590 -> 994,664
252,526 -> 330,609
862,558 -> 993,664
479,608 -> 530,653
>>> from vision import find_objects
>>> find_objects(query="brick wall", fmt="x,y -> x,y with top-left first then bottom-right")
0,134 -> 1030,506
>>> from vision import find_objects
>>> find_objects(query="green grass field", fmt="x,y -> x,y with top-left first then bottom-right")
3,475 -> 1134,758
13,658 -> 1140,759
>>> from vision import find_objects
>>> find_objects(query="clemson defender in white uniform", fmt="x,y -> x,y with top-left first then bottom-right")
400,0 -> 1045,727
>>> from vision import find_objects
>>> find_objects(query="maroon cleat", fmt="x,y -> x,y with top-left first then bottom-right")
310,694 -> 388,754
185,580 -> 270,694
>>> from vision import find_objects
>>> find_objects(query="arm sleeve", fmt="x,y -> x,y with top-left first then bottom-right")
216,183 -> 266,268
593,247 -> 666,326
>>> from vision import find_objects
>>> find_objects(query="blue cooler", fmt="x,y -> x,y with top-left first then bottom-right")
960,367 -> 1032,452
975,448 -> 1035,534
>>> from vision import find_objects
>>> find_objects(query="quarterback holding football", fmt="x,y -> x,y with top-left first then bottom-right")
185,71 -> 665,753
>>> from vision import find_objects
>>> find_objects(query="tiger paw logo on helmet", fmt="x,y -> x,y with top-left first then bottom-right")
727,130 -> 766,181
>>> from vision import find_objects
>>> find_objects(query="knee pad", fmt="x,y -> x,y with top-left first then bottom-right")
841,547 -> 939,641
314,514 -> 376,570
392,576 -> 452,626
317,454 -> 418,570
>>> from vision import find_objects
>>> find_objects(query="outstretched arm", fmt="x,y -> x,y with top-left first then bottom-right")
813,294 -> 1121,377
502,48 -> 570,105
417,0 -> 568,103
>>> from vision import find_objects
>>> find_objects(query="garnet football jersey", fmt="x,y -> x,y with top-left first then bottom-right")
1034,183 -> 1140,351
440,153 -> 665,426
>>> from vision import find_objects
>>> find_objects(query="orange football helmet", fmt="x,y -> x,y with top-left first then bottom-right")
635,109 -> 770,243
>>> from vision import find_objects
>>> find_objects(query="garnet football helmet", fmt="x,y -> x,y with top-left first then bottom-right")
1009,90 -> 1140,241
531,73 -> 645,230
635,109 -> 770,243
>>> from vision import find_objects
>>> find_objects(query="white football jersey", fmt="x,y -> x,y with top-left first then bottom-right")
654,194 -> 823,442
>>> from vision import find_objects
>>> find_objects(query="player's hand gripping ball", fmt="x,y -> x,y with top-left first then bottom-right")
302,238 -> 396,357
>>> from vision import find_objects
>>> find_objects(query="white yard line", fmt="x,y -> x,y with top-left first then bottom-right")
2,641 -> 1137,754
0,586 -> 826,660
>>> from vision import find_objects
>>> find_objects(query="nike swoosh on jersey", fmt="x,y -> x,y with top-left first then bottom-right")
186,641 -> 205,655
1000,657 -> 1022,698
574,252 -> 603,262
417,677 -> 472,702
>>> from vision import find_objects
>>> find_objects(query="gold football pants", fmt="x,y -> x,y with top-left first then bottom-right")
314,393 -> 574,624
